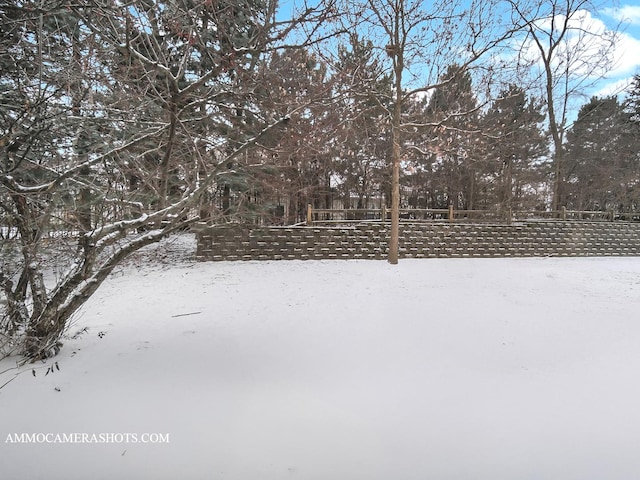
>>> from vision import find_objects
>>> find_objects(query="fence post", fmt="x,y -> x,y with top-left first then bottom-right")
448,205 -> 454,222
561,206 -> 566,221
306,204 -> 313,226
609,209 -> 615,221
381,205 -> 387,222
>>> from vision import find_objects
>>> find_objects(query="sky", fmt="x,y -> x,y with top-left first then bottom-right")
279,0 -> 640,103
586,3 -> 640,98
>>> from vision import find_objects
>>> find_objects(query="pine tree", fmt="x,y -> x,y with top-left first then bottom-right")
565,96 -> 639,213
331,35 -> 392,213
482,85 -> 548,214
424,65 -> 483,210
625,74 -> 640,124
250,48 -> 334,223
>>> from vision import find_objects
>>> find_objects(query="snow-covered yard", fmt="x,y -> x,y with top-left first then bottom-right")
2,238 -> 640,479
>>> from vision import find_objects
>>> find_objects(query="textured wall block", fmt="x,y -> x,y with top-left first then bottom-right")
195,222 -> 640,261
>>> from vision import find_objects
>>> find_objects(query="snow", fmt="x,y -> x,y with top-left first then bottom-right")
2,236 -> 640,479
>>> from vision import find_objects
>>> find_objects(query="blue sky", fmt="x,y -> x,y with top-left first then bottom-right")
589,3 -> 640,97
277,0 -> 640,101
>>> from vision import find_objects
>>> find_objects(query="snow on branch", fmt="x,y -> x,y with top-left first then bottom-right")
0,126 -> 168,195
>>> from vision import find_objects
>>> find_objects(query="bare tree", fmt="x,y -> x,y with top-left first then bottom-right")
508,0 -> 620,211
0,0 -> 339,360
336,0 -> 521,263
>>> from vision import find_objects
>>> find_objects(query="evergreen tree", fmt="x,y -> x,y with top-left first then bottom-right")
565,96 -> 639,212
626,74 -> 640,121
331,35 -> 392,213
254,47 -> 334,223
482,85 -> 548,214
423,65 -> 483,210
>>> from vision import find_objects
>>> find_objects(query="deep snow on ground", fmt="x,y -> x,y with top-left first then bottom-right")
2,236 -> 640,480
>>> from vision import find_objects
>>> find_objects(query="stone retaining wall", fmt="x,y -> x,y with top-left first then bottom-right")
194,222 -> 640,261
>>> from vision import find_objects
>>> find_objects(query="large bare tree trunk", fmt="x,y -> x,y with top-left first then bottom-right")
389,97 -> 402,265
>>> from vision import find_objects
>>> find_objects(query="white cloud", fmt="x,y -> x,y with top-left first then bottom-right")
515,10 -> 621,79
603,5 -> 640,26
591,77 -> 634,98
512,9 -> 640,83
608,31 -> 640,77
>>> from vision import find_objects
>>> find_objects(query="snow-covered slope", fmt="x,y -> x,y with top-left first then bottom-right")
2,243 -> 640,479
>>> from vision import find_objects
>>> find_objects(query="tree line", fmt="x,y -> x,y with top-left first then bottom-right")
1,0 -> 638,359
224,51 -> 640,223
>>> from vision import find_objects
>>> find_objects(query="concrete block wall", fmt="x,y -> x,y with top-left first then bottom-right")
195,222 -> 640,261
